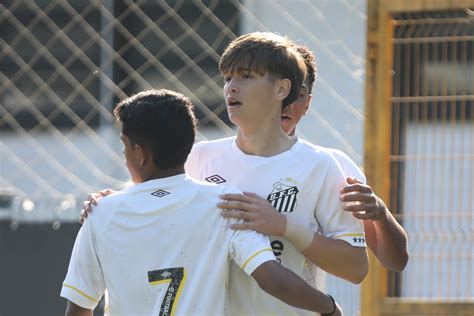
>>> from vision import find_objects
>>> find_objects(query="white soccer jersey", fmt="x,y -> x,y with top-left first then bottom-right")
185,137 -> 366,316
60,174 -> 275,315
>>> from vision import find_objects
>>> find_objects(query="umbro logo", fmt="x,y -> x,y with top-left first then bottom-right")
151,189 -> 170,198
160,271 -> 172,278
205,174 -> 226,184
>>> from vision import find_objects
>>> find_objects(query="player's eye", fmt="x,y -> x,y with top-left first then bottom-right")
223,74 -> 233,84
240,71 -> 253,79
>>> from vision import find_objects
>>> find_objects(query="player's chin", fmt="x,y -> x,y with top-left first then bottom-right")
280,117 -> 294,133
228,113 -> 241,125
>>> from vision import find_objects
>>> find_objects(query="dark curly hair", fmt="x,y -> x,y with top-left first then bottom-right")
114,89 -> 197,169
295,45 -> 317,94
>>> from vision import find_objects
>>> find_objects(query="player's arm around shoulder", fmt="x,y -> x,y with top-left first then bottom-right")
301,232 -> 368,284
328,148 -> 408,271
251,261 -> 343,315
303,152 -> 369,284
228,214 -> 343,315
341,177 -> 409,272
80,187 -> 129,223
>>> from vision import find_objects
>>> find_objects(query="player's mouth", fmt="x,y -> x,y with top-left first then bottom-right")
227,97 -> 242,107
281,114 -> 292,121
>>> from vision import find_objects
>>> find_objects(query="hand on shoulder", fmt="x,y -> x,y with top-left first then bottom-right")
339,177 -> 388,221
80,189 -> 115,224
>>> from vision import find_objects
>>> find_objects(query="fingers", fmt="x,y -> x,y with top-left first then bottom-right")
79,209 -> 88,224
100,189 -> 114,196
352,211 -> 378,220
218,200 -> 255,212
340,183 -> 372,194
87,194 -> 100,206
80,208 -> 89,218
221,210 -> 253,221
228,222 -> 253,231
344,203 -> 384,221
80,189 -> 113,224
221,212 -> 265,231
242,191 -> 264,200
340,192 -> 374,203
346,176 -> 363,184
343,203 -> 369,213
87,189 -> 113,206
219,193 -> 253,203
80,198 -> 94,224
82,200 -> 93,211
344,202 -> 380,220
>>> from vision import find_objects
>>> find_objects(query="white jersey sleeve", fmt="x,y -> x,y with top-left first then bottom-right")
315,154 -> 366,247
229,228 -> 276,275
329,149 -> 366,183
60,219 -> 105,309
218,186 -> 276,275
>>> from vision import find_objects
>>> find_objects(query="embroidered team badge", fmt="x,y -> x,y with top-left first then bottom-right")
267,182 -> 299,213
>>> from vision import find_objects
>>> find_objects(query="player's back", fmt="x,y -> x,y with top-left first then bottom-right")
62,174 -> 274,315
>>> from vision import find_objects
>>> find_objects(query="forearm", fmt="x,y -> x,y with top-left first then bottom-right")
367,210 -> 409,272
282,215 -> 367,283
253,261 -> 336,314
65,301 -> 93,316
302,235 -> 368,284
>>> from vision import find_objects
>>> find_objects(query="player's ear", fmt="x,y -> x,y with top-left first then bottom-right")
275,78 -> 291,102
304,95 -> 313,115
134,144 -> 147,166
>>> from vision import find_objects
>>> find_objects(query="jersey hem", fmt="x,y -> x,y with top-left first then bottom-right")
60,283 -> 99,310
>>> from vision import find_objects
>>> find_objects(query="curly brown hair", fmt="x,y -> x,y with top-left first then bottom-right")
295,45 -> 317,94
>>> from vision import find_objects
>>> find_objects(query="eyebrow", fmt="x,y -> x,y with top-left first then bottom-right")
236,67 -> 254,72
224,67 -> 254,75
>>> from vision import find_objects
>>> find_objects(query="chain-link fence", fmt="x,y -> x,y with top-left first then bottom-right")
1,1 -> 367,315
0,0 -> 367,224
391,8 -> 474,300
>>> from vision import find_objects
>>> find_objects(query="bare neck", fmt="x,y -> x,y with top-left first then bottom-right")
235,124 -> 295,157
140,166 -> 185,183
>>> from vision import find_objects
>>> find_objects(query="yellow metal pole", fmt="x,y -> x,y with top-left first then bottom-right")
362,1 -> 393,315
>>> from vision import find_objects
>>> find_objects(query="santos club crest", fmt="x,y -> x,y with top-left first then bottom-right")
267,182 -> 299,213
